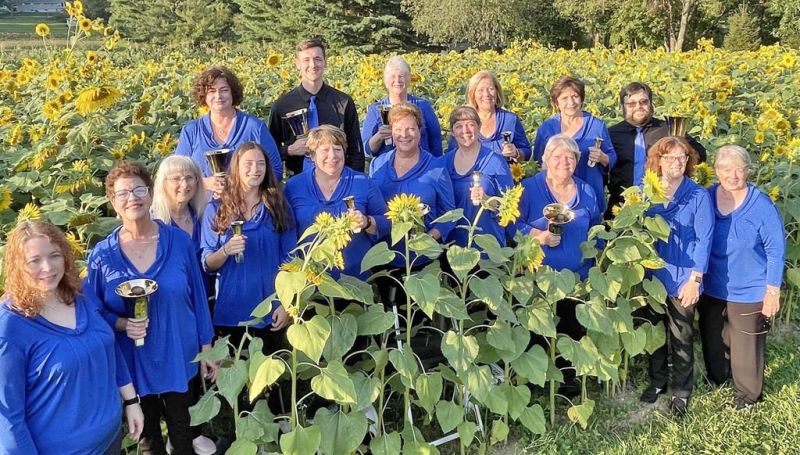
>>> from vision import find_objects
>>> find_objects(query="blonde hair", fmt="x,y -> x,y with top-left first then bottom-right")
307,125 -> 348,156
465,71 -> 505,110
541,134 -> 581,170
151,156 -> 207,225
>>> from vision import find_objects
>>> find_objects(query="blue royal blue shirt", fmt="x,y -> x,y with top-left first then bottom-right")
201,200 -> 296,328
514,172 -> 600,280
646,177 -> 714,297
447,108 -> 531,160
285,167 -> 390,280
175,109 -> 283,179
363,95 -> 443,157
370,149 -> 456,267
444,146 -> 514,248
704,184 -> 785,303
533,112 -> 617,214
86,221 -> 214,396
0,295 -> 130,455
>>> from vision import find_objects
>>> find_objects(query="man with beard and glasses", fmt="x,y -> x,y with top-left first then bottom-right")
606,82 -> 707,219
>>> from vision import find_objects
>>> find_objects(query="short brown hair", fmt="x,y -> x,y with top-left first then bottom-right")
4,221 -> 82,318
465,71 -> 505,110
307,125 -> 348,155
388,102 -> 422,128
549,76 -> 585,108
192,66 -> 244,108
296,38 -> 326,58
105,160 -> 152,200
448,105 -> 481,130
645,136 -> 700,177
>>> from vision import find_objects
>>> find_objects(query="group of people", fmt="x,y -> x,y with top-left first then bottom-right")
0,37 -> 785,454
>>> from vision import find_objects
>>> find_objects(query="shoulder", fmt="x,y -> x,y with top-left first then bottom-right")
0,300 -> 31,343
87,230 -> 118,264
749,186 -> 781,216
160,221 -> 193,247
237,110 -> 266,127
498,108 -> 520,121
410,95 -> 434,109
371,150 -> 394,170
284,172 -> 309,196
203,200 -> 221,219
272,87 -> 301,110
180,116 -> 204,132
537,116 -> 559,131
324,84 -> 354,102
608,121 -> 631,133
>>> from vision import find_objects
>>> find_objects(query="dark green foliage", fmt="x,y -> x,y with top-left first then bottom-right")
723,5 -> 762,51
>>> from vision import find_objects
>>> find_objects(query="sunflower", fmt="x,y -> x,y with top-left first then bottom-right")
267,53 -> 282,67
154,133 -> 177,156
45,74 -> 62,91
386,193 -> 424,224
17,203 -> 42,223
65,232 -> 85,256
86,51 -> 98,65
0,187 -> 12,211
781,53 -> 796,69
72,0 -> 84,15
75,85 -> 122,115
754,131 -> 765,144
43,99 -> 61,121
78,16 -> 92,33
496,184 -> 523,227
692,162 -> 714,188
510,162 -> 523,182
774,144 -> 788,157
59,89 -> 73,104
643,169 -> 668,204
768,186 -> 780,202
313,211 -> 336,229
35,23 -> 50,38
6,124 -> 23,146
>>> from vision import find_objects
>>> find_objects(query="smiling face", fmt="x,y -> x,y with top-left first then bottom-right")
715,156 -> 748,192
205,77 -> 233,113
312,141 -> 345,177
623,90 -> 652,127
556,87 -> 583,117
23,236 -> 65,295
238,148 -> 267,190
545,146 -> 577,180
391,114 -> 421,154
384,66 -> 408,98
474,77 -> 498,113
452,119 -> 479,149
295,46 -> 326,85
659,145 -> 689,180
165,171 -> 198,206
111,176 -> 152,223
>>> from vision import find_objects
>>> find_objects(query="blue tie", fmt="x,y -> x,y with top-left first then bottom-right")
633,127 -> 646,186
308,95 -> 320,129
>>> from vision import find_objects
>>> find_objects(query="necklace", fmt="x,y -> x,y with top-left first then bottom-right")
211,115 -> 233,143
316,175 -> 341,195
121,226 -> 159,262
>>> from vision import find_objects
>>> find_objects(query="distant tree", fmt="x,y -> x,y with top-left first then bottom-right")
233,0 -> 284,43
175,0 -> 233,45
83,0 -> 110,19
723,4 -> 761,50
767,0 -> 800,47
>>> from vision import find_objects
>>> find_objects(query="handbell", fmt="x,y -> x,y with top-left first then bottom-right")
115,278 -> 158,347
501,131 -> 516,163
231,220 -> 244,263
379,105 -> 393,146
542,203 -> 575,236
471,171 -> 483,206
665,116 -> 688,137
588,137 -> 603,168
343,196 -> 361,233
205,148 -> 230,176
282,108 -> 310,138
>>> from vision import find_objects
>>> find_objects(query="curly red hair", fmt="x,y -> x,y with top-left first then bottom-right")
4,221 -> 81,317
645,136 -> 700,177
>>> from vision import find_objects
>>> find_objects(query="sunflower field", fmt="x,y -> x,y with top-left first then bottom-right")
1,4 -> 800,454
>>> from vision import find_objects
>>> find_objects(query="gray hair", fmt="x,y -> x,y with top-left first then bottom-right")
714,144 -> 754,176
384,55 -> 410,80
541,134 -> 581,170
151,155 -> 207,225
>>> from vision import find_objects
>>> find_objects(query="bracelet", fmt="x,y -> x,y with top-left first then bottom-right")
766,288 -> 779,296
123,395 -> 140,407
364,216 -> 373,230
221,244 -> 228,256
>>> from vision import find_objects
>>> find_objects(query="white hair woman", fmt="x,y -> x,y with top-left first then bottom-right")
152,155 -> 208,249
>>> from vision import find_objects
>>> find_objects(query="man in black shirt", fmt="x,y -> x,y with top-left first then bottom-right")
607,82 -> 706,219
268,38 -> 365,175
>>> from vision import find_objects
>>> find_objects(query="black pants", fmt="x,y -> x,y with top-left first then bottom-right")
140,390 -> 193,455
645,296 -> 695,398
697,295 -> 731,385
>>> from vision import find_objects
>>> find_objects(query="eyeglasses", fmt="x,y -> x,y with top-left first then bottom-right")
113,186 -> 149,201
624,99 -> 650,108
166,175 -> 197,185
661,154 -> 688,164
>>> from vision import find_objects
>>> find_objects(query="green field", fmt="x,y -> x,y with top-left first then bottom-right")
0,13 -> 67,38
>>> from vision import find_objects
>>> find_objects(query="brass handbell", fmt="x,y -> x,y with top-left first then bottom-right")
542,203 -> 575,236
665,116 -> 689,137
205,148 -> 230,176
379,105 -> 393,146
115,279 -> 158,347
231,220 -> 244,263
283,108 -> 310,138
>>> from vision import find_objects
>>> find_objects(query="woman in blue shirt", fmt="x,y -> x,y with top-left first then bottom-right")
447,70 -> 531,161
286,125 -> 389,280
0,220 -> 143,455
86,161 -> 216,455
362,56 -> 443,157
175,66 -> 283,198
201,142 -> 296,348
640,137 -> 713,417
698,145 -> 784,409
444,105 -> 513,249
513,134 -> 601,396
152,155 -> 207,254
533,76 -> 617,214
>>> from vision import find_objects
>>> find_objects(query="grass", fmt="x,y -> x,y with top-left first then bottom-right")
0,13 -> 68,38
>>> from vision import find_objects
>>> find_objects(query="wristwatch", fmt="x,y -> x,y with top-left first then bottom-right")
123,395 -> 141,407
691,275 -> 703,284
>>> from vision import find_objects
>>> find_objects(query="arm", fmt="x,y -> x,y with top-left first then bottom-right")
344,98 -> 365,172
532,126 -> 548,163
513,116 -> 532,161
362,104 -> 384,156
760,201 -> 786,317
174,124 -> 193,157
422,102 -> 444,157
118,383 -> 143,441
0,340 -> 38,454
600,125 -> 617,170
200,207 -> 229,273
258,122 -> 284,179
267,105 -> 289,161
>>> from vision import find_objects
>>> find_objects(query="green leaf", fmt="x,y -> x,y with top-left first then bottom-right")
323,314 -> 358,362
464,365 -> 493,403
361,242 -> 396,273
408,233 -> 443,258
536,268 -> 576,303
567,399 -> 595,429
518,300 -> 557,338
235,413 -> 265,443
318,275 -> 375,305
510,345 -> 548,387
457,420 -> 478,447
287,315 -> 331,364
405,274 -> 440,318
189,391 -> 220,426
643,321 -> 667,354
280,425 -> 322,455
589,265 -> 623,302
416,372 -> 443,416
356,305 -> 395,336
370,432 -> 402,455
391,221 -> 414,246
249,357 -> 286,403
470,275 -> 517,322
643,215 -> 670,241
474,233 -> 513,263
620,326 -> 648,356
507,384 -> 532,420
351,371 -> 381,412
642,278 -> 667,312
607,238 -> 646,263
786,268 -> 800,288
618,263 -> 645,291
435,290 -> 471,320
485,383 -> 510,415
490,419 -> 510,445
557,336 -> 599,376
247,337 -> 265,381
487,321 -> 529,362
519,404 -> 547,435
311,360 -> 357,405
217,359 -> 247,408
435,400 -> 464,433
441,331 -> 479,373
506,274 -> 535,305
276,270 -> 307,308
246,401 -> 279,443
225,440 -> 257,455
432,208 -> 463,224
314,407 -> 368,455
446,245 -> 481,281
389,348 -> 419,388
575,299 -> 613,334
194,336 -> 230,362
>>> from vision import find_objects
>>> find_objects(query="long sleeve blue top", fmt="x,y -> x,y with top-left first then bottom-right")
285,167 -> 390,280
369,149 -> 456,267
704,184 -> 785,303
362,95 -> 443,157
646,178 -> 714,297
532,112 -> 617,214
513,172 -> 600,280
201,200 -> 296,328
444,146 -> 514,248
447,108 -> 531,160
0,294 -> 129,455
85,221 -> 214,396
174,109 -> 283,179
